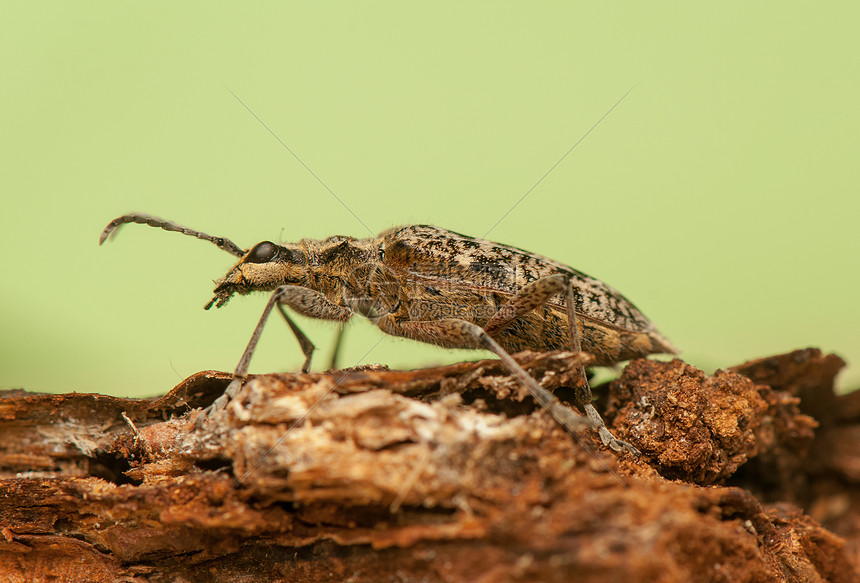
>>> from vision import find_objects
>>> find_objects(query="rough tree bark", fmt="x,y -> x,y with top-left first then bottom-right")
1,348 -> 858,582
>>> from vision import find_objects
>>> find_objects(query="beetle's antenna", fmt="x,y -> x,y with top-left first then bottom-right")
99,213 -> 245,258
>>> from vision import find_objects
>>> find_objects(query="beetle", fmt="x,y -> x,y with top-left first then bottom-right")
100,213 -> 678,452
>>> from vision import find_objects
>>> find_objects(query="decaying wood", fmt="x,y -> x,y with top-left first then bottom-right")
1,349 -> 858,582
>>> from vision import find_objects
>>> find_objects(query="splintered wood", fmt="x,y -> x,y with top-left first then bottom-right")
1,349 -> 858,582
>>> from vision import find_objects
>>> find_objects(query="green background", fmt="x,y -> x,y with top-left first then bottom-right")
2,3 -> 858,397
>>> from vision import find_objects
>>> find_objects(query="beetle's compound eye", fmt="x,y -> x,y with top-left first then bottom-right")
246,241 -> 278,264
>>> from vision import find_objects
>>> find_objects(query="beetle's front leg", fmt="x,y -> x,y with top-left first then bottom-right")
196,285 -> 352,425
276,306 -> 315,374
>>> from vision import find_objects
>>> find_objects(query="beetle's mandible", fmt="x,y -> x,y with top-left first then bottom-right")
100,213 -> 678,453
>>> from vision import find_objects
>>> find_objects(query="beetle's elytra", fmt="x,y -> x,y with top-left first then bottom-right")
100,214 -> 678,453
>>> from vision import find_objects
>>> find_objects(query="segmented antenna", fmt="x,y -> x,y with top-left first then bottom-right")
99,213 -> 245,258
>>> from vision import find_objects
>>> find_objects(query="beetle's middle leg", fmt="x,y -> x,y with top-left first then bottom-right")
196,285 -> 353,425
328,325 -> 347,370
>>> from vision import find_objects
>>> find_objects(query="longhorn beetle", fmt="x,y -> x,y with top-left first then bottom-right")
99,213 -> 677,452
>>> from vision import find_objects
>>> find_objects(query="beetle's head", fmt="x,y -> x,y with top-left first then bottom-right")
99,214 -> 307,310
206,241 -> 307,309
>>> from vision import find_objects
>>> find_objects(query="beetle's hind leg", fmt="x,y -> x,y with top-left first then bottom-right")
379,317 -> 590,436
481,274 -> 637,453
558,282 -> 637,453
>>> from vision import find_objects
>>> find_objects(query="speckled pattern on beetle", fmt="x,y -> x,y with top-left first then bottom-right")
207,224 -> 677,366
101,214 -> 678,452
